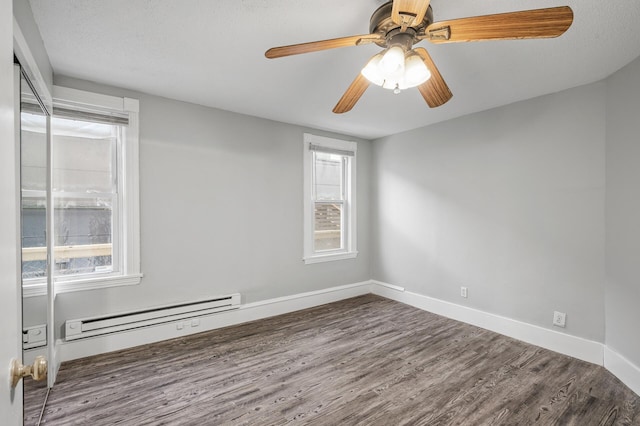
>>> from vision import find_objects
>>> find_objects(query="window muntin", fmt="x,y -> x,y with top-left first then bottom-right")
303,134 -> 357,264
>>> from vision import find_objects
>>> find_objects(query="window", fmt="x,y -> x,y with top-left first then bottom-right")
22,86 -> 141,296
303,133 -> 357,264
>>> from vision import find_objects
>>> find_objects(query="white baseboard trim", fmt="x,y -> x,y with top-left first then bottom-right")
370,280 -> 604,365
604,346 -> 640,396
58,281 -> 372,363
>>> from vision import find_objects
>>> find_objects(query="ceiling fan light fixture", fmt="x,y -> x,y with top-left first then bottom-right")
362,48 -> 430,92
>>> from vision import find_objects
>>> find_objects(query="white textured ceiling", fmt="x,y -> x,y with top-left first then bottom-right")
29,0 -> 640,140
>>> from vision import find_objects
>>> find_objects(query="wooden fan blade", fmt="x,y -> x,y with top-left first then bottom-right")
265,34 -> 382,59
426,6 -> 573,44
333,73 -> 370,114
392,0 -> 431,28
413,48 -> 452,108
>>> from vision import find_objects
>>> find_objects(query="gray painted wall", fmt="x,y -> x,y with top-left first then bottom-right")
371,82 -> 607,342
605,56 -> 640,367
51,76 -> 371,335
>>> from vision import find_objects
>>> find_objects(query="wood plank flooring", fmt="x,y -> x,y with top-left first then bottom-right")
24,376 -> 48,426
39,295 -> 640,425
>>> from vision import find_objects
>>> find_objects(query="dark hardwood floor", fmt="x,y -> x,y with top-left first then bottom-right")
39,295 -> 640,425
24,376 -> 48,426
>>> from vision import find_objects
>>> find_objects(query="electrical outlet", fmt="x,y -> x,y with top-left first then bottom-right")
461,287 -> 468,298
553,311 -> 566,328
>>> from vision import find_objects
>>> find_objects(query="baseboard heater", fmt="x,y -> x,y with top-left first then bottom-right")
64,293 -> 241,341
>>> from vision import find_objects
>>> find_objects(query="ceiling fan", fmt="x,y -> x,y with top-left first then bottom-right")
265,0 -> 573,114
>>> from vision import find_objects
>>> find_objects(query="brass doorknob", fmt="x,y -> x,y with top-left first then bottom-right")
10,356 -> 47,388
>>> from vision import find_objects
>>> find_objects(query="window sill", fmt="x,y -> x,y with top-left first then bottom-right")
303,251 -> 358,265
23,273 -> 143,298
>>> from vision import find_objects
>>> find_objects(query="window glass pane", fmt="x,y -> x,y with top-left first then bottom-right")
314,203 -> 342,251
314,152 -> 343,201
51,116 -> 119,278
21,108 -> 48,279
52,117 -> 116,193
21,112 -> 47,191
22,197 -> 46,279
54,196 -> 113,276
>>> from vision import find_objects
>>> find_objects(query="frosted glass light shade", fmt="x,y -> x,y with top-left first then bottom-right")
401,54 -> 431,89
379,46 -> 405,75
360,53 -> 385,86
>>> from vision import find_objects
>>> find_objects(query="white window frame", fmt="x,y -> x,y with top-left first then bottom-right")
23,86 -> 142,296
303,133 -> 357,264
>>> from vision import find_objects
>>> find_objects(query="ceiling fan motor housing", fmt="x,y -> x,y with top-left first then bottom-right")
386,31 -> 416,52
370,1 -> 434,48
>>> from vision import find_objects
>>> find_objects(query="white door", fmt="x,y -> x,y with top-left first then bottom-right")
0,55 -> 24,426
